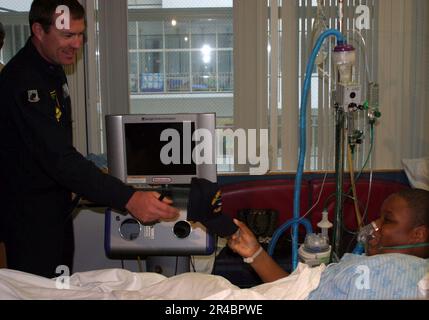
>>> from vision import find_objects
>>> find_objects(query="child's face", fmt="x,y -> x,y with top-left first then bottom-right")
367,195 -> 415,256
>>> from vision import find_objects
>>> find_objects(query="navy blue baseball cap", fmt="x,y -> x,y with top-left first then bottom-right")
187,178 -> 238,238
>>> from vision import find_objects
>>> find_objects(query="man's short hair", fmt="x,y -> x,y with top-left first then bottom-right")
396,188 -> 429,231
29,0 -> 85,34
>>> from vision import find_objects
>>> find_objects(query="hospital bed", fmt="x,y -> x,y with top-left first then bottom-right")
0,253 -> 427,300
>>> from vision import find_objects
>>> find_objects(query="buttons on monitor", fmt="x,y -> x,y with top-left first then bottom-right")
152,177 -> 173,184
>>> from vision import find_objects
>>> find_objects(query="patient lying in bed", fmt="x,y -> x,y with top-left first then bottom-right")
0,189 -> 428,300
227,188 -> 429,300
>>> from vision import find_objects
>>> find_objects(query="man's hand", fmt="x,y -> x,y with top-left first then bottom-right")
125,191 -> 179,224
228,219 -> 261,258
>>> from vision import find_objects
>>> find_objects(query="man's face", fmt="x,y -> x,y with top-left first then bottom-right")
37,16 -> 85,66
367,195 -> 415,256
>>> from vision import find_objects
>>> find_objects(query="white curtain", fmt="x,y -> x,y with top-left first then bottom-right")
233,0 -> 268,173
375,0 -> 429,169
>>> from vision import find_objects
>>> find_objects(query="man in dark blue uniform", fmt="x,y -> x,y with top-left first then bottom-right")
0,0 -> 179,278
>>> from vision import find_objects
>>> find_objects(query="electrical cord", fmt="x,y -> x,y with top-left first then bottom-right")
362,168 -> 374,226
341,198 -> 368,235
137,256 -> 143,273
344,128 -> 375,253
355,124 -> 375,182
344,29 -> 372,85
303,171 -> 330,222
321,123 -> 375,225
311,1 -> 332,79
287,170 -> 330,242
347,143 -> 363,229
190,256 -> 196,273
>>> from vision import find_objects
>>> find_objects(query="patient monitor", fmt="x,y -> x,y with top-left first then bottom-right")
105,113 -> 217,273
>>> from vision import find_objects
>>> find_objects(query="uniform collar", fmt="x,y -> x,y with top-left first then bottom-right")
24,37 -> 65,77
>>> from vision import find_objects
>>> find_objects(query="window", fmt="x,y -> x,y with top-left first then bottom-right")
127,1 -> 234,172
128,16 -> 233,95
0,5 -> 30,65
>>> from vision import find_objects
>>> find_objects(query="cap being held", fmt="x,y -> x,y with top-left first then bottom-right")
187,178 -> 238,238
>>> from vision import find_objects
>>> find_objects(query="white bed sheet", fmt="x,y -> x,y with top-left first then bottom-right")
0,263 -> 324,300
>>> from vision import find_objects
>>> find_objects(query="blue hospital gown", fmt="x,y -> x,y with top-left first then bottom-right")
308,253 -> 429,300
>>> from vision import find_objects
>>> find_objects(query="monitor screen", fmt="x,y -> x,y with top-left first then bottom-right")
124,122 -> 196,176
106,113 -> 217,186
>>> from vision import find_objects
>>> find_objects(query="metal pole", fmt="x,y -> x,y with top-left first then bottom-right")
331,105 -> 345,261
338,0 -> 345,34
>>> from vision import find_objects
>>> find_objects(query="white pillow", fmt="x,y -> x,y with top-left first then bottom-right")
402,157 -> 429,191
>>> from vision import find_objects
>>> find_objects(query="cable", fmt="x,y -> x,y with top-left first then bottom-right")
268,218 -> 313,257
323,110 -> 374,210
330,125 -> 375,254
341,198 -> 367,235
137,256 -> 143,273
347,124 -> 375,234
347,143 -> 363,229
331,250 -> 340,263
356,123 -> 375,182
321,123 -> 375,213
301,171 -> 329,222
311,0 -> 330,72
286,170 -> 330,244
360,124 -> 375,229
345,29 -> 372,85
362,168 -> 374,225
174,256 -> 178,276
190,256 -> 196,273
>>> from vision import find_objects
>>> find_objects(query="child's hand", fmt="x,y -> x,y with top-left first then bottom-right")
227,219 -> 261,258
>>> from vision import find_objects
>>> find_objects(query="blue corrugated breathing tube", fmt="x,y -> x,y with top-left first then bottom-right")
268,29 -> 346,271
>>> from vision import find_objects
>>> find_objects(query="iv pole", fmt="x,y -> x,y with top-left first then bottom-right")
332,105 -> 345,260
331,0 -> 346,261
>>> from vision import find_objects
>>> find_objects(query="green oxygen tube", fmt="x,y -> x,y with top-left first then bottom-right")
380,243 -> 429,250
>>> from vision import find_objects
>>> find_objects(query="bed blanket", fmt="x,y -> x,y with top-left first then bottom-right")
0,263 -> 324,300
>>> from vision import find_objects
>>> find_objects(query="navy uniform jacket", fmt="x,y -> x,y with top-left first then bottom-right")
0,39 -> 135,276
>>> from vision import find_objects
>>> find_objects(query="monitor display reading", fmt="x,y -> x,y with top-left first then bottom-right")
124,122 -> 196,176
